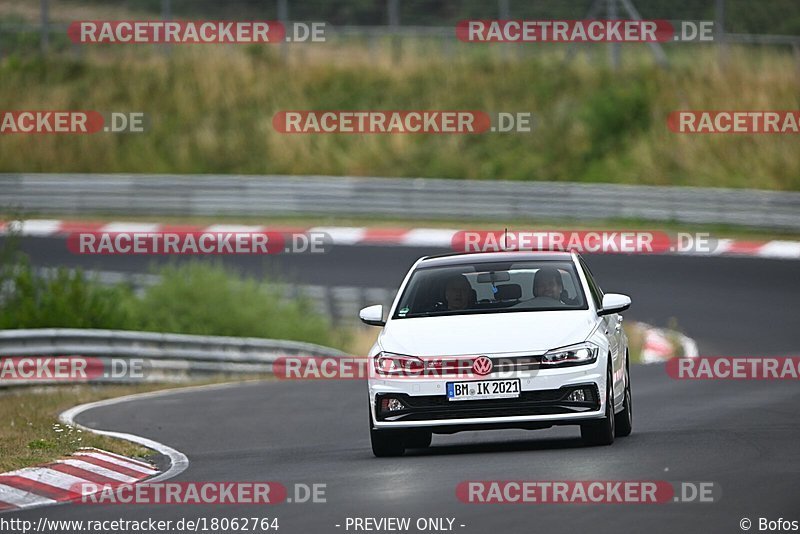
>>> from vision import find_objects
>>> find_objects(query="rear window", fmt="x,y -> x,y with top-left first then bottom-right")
393,260 -> 588,319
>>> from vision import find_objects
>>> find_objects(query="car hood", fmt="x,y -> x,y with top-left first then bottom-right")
379,310 -> 598,356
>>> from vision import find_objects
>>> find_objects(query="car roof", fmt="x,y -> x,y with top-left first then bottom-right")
417,250 -> 576,268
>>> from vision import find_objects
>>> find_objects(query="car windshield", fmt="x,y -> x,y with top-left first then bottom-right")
393,260 -> 588,319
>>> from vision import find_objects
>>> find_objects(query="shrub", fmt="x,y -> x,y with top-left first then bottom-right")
0,239 -> 342,348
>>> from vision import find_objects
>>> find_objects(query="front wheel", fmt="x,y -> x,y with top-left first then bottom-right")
404,429 -> 432,449
369,410 -> 405,457
614,354 -> 633,437
580,365 -> 615,446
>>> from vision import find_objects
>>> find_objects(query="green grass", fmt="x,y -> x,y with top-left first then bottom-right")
0,42 -> 797,189
0,383 -> 161,472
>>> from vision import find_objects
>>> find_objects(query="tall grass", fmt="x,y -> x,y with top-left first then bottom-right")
0,43 -> 797,189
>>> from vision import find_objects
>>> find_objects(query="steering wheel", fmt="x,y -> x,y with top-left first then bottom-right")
560,290 -> 579,306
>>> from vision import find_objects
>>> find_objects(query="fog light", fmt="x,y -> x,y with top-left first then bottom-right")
380,397 -> 405,412
567,389 -> 586,402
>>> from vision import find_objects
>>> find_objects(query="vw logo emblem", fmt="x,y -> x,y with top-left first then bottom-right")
472,356 -> 493,376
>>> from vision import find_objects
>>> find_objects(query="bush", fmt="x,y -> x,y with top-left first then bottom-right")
0,256 -> 134,330
0,241 -> 342,349
131,262 -> 341,347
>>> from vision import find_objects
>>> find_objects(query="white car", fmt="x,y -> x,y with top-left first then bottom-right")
359,251 -> 632,457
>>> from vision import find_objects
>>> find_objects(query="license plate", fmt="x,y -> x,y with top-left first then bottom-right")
446,379 -> 521,401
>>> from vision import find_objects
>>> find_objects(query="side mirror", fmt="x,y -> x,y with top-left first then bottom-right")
359,304 -> 386,327
598,293 -> 631,316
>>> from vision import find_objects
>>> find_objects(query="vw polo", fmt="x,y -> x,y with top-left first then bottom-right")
359,251 -> 632,456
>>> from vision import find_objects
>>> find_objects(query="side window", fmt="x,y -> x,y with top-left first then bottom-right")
579,258 -> 604,309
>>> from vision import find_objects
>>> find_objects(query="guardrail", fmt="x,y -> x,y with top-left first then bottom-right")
2,174 -> 800,230
0,328 -> 348,386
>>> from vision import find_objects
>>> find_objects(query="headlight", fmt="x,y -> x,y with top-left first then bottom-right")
374,352 -> 424,376
541,343 -> 599,367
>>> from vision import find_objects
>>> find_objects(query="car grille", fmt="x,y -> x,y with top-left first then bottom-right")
420,355 -> 544,377
488,356 -> 542,373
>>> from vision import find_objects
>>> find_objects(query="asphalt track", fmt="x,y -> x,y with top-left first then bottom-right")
6,237 -> 800,534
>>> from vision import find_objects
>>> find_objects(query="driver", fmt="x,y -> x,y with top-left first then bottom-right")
443,274 -> 472,311
533,267 -> 564,301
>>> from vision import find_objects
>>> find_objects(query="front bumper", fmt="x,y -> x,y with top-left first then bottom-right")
369,363 -> 606,430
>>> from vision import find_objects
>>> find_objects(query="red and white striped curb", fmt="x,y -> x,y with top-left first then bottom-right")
0,448 -> 158,512
638,323 -> 699,364
2,220 -> 799,259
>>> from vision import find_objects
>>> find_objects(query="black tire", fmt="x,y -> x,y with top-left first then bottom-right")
404,429 -> 432,449
369,410 -> 405,457
580,364 -> 615,446
614,352 -> 633,437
